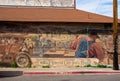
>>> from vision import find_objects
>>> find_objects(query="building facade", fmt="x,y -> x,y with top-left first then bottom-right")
0,0 -> 120,67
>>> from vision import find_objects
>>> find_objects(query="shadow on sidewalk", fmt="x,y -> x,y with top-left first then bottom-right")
0,71 -> 23,78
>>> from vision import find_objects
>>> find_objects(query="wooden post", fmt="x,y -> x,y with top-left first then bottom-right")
113,0 -> 119,70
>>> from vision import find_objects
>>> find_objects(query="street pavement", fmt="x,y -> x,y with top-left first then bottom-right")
1,68 -> 120,75
0,75 -> 120,81
0,71 -> 23,77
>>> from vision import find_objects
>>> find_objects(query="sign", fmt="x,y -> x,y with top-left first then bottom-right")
0,0 -> 75,8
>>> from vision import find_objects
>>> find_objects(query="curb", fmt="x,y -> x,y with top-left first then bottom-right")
24,71 -> 120,75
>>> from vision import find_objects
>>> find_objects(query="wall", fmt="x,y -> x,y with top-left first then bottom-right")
0,23 -> 112,58
0,0 -> 74,8
0,22 -> 120,64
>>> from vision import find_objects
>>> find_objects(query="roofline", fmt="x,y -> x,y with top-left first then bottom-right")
0,7 -> 120,23
76,9 -> 120,23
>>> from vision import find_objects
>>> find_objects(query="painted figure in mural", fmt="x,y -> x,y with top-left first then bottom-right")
74,31 -> 97,58
71,31 -> 105,61
70,35 -> 82,50
88,39 -> 105,61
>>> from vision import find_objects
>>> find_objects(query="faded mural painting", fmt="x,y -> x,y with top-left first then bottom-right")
0,24 -> 120,67
0,26 -> 82,59
0,27 -> 116,57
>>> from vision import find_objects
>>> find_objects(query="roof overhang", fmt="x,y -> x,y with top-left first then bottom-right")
0,7 -> 120,23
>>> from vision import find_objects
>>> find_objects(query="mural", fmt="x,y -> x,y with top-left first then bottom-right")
0,24 -> 120,67
0,26 -> 116,56
0,33 -> 75,58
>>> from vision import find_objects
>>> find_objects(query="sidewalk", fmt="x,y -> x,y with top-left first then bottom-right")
1,68 -> 120,75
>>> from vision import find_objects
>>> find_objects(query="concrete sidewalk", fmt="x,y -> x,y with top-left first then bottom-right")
1,68 -> 120,75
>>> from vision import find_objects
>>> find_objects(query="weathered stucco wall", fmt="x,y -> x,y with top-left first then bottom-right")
0,22 -> 120,65
0,0 -> 74,8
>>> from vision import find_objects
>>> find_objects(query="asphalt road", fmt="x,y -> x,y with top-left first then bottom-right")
0,75 -> 120,81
